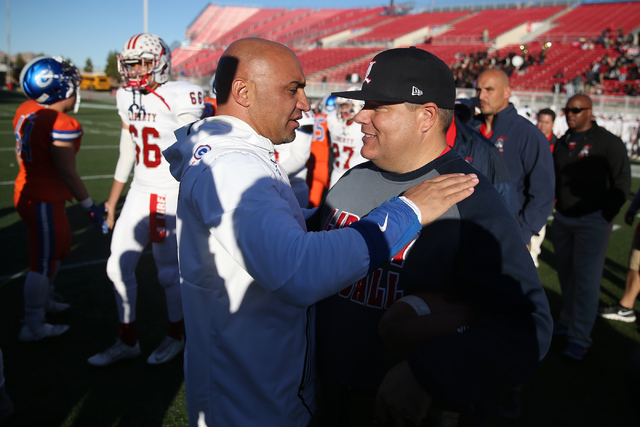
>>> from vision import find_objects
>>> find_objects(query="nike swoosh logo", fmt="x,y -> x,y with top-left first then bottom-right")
378,214 -> 389,232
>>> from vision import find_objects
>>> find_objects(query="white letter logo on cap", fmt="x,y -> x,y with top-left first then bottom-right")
363,61 -> 376,84
412,86 -> 423,96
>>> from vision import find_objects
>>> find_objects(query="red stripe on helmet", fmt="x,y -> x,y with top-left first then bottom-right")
128,34 -> 143,50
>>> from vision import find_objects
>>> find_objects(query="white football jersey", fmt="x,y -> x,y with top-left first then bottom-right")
327,111 -> 367,188
117,81 -> 205,192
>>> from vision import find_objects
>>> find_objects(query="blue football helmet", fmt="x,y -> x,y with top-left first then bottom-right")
322,94 -> 337,114
209,73 -> 217,99
19,56 -> 81,105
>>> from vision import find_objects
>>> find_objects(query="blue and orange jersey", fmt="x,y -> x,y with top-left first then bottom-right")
307,112 -> 331,207
13,100 -> 83,203
202,96 -> 217,118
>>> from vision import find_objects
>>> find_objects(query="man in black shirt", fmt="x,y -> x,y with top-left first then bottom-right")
552,94 -> 630,361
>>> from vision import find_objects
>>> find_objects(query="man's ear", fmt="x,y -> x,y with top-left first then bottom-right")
231,78 -> 250,107
504,86 -> 512,102
419,103 -> 438,133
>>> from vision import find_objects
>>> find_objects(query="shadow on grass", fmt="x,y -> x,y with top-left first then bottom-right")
489,222 -> 640,426
0,204 -> 186,426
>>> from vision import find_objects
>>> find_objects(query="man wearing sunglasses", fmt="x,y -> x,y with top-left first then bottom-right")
552,94 -> 631,361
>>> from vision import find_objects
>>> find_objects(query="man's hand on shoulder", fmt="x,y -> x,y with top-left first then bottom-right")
375,360 -> 432,426
403,174 -> 478,225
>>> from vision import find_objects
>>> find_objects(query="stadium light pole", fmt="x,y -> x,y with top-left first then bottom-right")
143,0 -> 148,33
6,0 -> 10,71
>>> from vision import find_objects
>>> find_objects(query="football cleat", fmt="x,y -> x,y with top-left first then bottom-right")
20,56 -> 81,105
88,339 -> 141,367
118,33 -> 171,90
19,323 -> 69,342
598,304 -> 636,323
147,336 -> 184,365
563,343 -> 587,361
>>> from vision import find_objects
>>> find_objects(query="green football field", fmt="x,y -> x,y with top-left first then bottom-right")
0,88 -> 639,426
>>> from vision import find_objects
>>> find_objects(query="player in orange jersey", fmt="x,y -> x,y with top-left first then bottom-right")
14,56 -> 106,342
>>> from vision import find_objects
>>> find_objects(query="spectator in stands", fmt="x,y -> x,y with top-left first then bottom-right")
473,69 -> 555,249
564,80 -> 575,96
598,187 -> 640,324
552,94 -> 630,361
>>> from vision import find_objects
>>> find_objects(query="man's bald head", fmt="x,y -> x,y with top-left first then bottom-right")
216,38 -> 298,106
214,37 -> 310,144
567,94 -> 592,109
476,69 -> 511,118
479,69 -> 510,89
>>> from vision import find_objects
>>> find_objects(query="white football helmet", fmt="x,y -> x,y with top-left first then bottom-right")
336,86 -> 364,124
118,33 -> 171,89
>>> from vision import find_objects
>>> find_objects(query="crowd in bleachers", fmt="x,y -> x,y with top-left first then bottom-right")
449,47 -> 548,88
554,28 -> 640,96
171,2 -> 640,97
444,26 -> 639,96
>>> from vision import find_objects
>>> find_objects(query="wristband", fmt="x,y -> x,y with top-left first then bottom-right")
80,197 -> 94,210
348,197 -> 422,274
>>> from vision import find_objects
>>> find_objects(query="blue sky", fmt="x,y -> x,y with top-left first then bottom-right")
0,0 -> 389,71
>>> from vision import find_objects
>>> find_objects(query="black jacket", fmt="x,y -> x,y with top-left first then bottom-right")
554,122 -> 630,221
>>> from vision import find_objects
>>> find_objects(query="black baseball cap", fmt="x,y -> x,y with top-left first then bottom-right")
332,47 -> 455,109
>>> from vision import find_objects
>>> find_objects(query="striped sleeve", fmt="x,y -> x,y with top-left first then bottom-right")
51,113 -> 83,142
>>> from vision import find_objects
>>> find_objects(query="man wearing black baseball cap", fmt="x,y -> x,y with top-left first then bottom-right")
309,47 -> 552,425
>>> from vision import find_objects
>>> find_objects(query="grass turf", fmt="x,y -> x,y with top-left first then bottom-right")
0,89 -> 639,426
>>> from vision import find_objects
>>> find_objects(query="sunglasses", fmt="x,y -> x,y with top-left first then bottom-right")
563,107 -> 590,114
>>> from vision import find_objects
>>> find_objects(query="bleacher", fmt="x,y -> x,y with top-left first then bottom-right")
214,9 -> 289,46
540,1 -> 640,41
293,7 -> 387,45
272,7 -> 389,45
192,6 -> 260,46
171,2 -> 640,96
185,5 -> 221,41
298,47 -> 381,77
433,6 -> 565,42
271,9 -> 354,45
503,41 -> 610,91
349,10 -> 473,44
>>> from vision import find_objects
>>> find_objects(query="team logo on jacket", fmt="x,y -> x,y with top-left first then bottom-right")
193,144 -> 211,161
577,144 -> 592,158
363,61 -> 376,84
495,137 -> 507,154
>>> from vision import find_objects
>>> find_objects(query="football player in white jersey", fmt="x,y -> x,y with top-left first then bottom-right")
328,93 -> 367,187
88,34 -> 205,367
